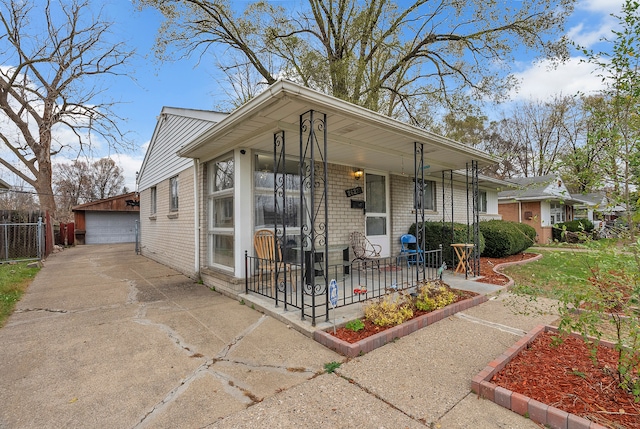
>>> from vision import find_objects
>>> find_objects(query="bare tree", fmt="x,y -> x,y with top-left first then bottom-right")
88,158 -> 125,201
53,157 -> 126,221
484,96 -> 578,178
138,0 -> 573,121
53,160 -> 91,218
0,0 -> 134,218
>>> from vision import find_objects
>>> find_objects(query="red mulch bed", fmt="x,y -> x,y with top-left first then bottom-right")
331,253 -> 538,343
492,331 -> 639,428
330,288 -> 478,343
475,253 -> 539,286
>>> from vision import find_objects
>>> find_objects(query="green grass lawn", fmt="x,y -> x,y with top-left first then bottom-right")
503,247 -> 637,299
0,262 -> 40,327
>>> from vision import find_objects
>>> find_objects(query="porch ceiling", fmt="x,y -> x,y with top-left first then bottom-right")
178,80 -> 498,175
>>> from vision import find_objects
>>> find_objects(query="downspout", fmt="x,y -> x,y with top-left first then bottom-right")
518,201 -> 522,223
194,159 -> 200,276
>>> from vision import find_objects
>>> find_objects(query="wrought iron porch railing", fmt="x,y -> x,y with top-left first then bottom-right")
245,247 -> 443,326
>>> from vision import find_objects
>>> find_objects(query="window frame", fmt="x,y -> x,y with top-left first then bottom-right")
414,178 -> 436,211
479,190 -> 487,213
207,154 -> 235,270
150,186 -> 157,215
169,176 -> 179,212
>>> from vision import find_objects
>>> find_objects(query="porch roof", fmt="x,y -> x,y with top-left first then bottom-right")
178,80 -> 497,175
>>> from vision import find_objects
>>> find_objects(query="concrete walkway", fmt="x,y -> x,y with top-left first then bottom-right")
0,244 -> 558,428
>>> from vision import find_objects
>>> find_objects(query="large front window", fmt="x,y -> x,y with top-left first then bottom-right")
207,155 -> 234,269
254,153 -> 302,262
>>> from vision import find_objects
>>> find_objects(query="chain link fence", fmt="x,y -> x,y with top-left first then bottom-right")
0,212 -> 45,262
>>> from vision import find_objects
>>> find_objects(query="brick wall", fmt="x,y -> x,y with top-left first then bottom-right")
139,167 -> 198,277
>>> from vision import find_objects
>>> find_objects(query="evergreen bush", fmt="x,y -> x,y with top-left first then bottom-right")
408,221 -> 485,266
479,220 -> 534,257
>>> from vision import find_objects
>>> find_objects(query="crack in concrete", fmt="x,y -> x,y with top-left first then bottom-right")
215,314 -> 269,359
133,359 -> 217,429
13,308 -> 67,314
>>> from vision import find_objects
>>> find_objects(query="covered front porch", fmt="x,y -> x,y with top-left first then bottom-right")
179,80 -> 499,327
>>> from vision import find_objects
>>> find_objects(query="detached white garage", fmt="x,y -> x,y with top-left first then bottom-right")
73,192 -> 140,245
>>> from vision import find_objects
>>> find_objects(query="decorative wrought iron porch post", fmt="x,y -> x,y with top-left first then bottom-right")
299,110 -> 328,326
414,142 -> 426,283
273,130 -> 287,308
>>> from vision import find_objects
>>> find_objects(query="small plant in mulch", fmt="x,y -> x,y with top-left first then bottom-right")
344,319 -> 365,332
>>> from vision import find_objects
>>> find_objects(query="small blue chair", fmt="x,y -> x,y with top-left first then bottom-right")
400,234 -> 424,265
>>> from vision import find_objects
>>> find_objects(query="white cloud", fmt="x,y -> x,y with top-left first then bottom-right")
578,0 -> 624,14
509,57 -> 606,101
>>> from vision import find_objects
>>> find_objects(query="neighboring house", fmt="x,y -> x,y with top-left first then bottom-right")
572,192 -> 627,227
73,192 -> 140,244
498,175 -> 581,243
138,80 -> 506,302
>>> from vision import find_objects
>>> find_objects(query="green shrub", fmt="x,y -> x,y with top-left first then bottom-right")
408,221 -> 485,267
479,220 -> 535,258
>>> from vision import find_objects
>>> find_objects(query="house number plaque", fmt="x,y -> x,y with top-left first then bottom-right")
344,186 -> 363,197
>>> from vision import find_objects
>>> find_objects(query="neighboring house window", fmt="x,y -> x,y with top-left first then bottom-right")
414,179 -> 436,211
208,155 -> 234,269
550,202 -> 565,225
169,176 -> 179,211
479,191 -> 487,213
150,186 -> 157,215
254,153 -> 302,263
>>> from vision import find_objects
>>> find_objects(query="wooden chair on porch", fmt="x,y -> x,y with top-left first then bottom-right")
253,229 -> 295,295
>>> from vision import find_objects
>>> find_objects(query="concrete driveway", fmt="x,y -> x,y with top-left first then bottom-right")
0,244 -> 557,428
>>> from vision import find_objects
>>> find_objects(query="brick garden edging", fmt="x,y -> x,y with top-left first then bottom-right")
471,325 -> 612,429
314,294 -> 488,357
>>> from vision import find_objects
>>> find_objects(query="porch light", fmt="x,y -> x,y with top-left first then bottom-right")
354,168 -> 364,180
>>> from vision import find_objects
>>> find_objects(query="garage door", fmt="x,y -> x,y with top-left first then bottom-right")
85,212 -> 139,244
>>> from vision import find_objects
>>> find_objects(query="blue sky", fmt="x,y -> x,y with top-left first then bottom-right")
0,0 -> 627,191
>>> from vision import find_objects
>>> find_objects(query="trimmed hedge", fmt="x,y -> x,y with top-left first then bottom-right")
479,220 -> 535,258
408,221 -> 485,266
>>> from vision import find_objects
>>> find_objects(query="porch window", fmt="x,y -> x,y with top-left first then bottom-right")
169,176 -> 179,211
414,179 -> 436,211
254,153 -> 302,262
207,155 -> 234,269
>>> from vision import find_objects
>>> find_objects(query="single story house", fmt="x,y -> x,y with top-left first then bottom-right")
498,175 -> 582,243
137,80 -> 508,324
73,192 -> 140,244
572,192 -> 627,226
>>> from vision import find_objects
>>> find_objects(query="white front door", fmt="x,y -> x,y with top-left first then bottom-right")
365,172 -> 390,257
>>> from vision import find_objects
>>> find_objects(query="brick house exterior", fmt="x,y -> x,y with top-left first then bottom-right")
138,80 -> 507,298
498,175 -> 577,243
